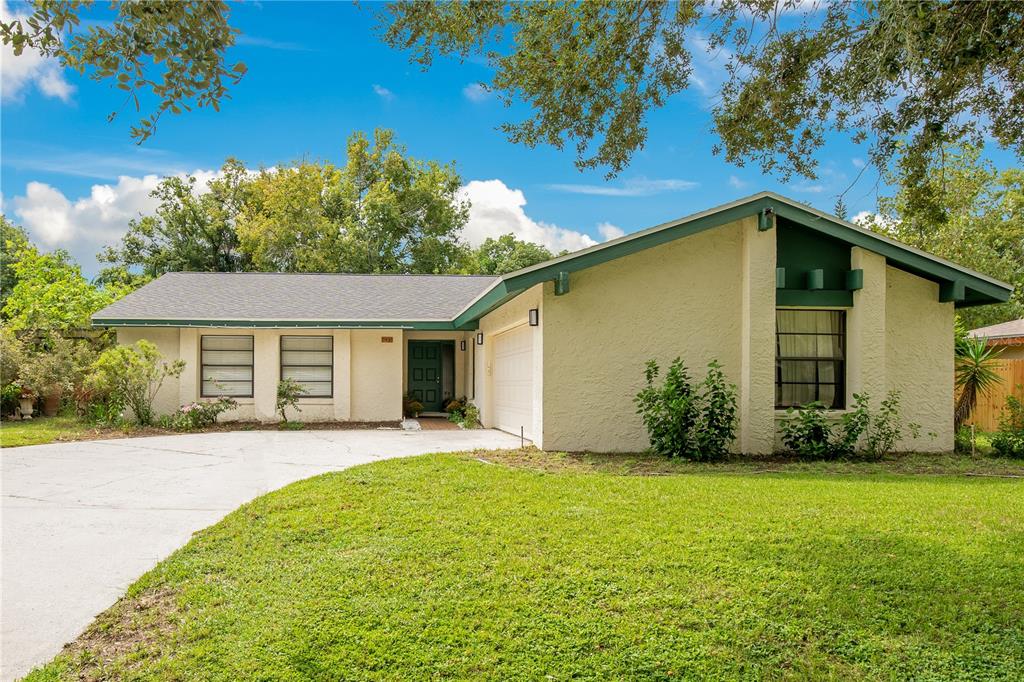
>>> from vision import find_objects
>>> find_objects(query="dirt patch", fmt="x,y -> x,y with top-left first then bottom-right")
60,584 -> 181,680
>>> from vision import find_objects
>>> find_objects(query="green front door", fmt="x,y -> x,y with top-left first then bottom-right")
408,341 -> 443,411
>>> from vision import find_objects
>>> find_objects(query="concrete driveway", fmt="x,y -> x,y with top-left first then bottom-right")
1,428 -> 521,681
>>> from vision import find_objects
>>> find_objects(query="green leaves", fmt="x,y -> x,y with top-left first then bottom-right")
1,0 -> 243,143
635,357 -> 738,460
379,1 -> 1023,203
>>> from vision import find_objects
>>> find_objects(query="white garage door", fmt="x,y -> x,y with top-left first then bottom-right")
492,324 -> 534,441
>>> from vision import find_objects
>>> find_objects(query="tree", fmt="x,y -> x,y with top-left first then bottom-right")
1,1 -> 245,143
954,331 -> 1003,431
863,145 -> 1024,329
2,245 -> 120,332
472,234 -> 554,275
99,158 -> 252,278
237,129 -> 472,274
1,216 -> 30,316
236,162 -> 345,272
89,340 -> 185,426
335,129 -> 471,274
378,1 -> 1024,211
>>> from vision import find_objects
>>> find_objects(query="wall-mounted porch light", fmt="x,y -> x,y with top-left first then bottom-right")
528,308 -> 539,326
460,340 -> 466,351
476,332 -> 484,345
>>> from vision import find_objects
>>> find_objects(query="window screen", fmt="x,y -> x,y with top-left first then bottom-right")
775,310 -> 845,409
201,335 -> 254,397
280,336 -> 333,398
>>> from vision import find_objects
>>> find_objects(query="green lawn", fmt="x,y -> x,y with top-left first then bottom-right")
29,452 -> 1024,681
0,415 -> 95,447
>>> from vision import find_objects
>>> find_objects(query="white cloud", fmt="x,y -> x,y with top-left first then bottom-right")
235,34 -> 311,51
852,210 -> 899,234
12,175 -> 163,249
372,84 -> 395,101
546,177 -> 698,197
852,157 -> 866,169
0,0 -> 75,103
459,179 -> 600,254
597,222 -> 625,241
8,169 -> 237,273
728,175 -> 747,189
790,182 -> 826,194
462,82 -> 490,103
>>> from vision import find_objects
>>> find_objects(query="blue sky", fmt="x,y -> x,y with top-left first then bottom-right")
0,1 -> 1004,276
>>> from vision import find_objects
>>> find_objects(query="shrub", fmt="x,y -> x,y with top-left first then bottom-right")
780,391 -> 914,460
88,341 -> 185,426
19,334 -> 95,403
162,397 -> 238,432
276,378 -> 304,424
458,403 -> 480,429
696,360 -> 738,458
991,393 -> 1024,459
402,394 -> 424,417
444,396 -> 467,422
635,358 -> 738,460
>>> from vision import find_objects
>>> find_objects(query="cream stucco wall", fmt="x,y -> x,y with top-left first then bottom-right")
885,266 -> 955,451
541,219 -> 755,453
479,219 -> 957,454
115,327 -> 181,418
117,326 -> 404,423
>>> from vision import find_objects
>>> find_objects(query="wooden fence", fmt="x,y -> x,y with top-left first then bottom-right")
966,359 -> 1024,432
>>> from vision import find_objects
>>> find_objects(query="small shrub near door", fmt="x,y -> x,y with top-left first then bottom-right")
634,358 -> 737,461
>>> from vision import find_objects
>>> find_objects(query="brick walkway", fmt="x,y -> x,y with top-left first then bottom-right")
416,417 -> 460,431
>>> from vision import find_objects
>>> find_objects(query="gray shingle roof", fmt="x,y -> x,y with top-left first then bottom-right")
969,318 -> 1024,340
93,272 -> 499,323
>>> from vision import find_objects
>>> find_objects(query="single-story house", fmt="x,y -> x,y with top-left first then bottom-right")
969,319 -> 1024,360
92,192 -> 1013,453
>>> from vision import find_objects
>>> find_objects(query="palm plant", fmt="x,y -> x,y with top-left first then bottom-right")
954,334 -> 1003,430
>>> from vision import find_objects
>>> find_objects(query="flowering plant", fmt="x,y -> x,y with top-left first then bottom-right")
163,397 -> 238,431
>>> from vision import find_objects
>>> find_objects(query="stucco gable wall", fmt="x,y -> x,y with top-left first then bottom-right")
885,266 -> 955,451
115,327 -> 182,419
542,221 -> 747,453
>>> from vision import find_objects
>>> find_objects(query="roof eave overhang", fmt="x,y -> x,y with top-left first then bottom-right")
454,192 -> 1013,324
91,318 -> 480,331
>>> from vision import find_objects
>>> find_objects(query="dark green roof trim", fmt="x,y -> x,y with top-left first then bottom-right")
93,318 -> 478,331
455,192 -> 1012,323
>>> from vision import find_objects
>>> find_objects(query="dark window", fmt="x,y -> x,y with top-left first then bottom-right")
280,336 -> 333,398
201,335 -> 254,398
775,310 -> 845,409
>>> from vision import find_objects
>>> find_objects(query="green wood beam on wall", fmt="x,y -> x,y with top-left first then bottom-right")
807,269 -> 825,290
776,290 -> 853,307
776,267 -> 786,288
758,207 -> 775,231
554,271 -> 571,296
845,269 -> 864,291
939,280 -> 966,303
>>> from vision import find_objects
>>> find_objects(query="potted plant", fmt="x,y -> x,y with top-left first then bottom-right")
16,382 -> 36,420
403,395 -> 424,418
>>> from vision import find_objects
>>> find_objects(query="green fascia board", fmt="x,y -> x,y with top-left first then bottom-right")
454,192 -> 1011,323
92,318 -> 478,331
776,290 -> 853,307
